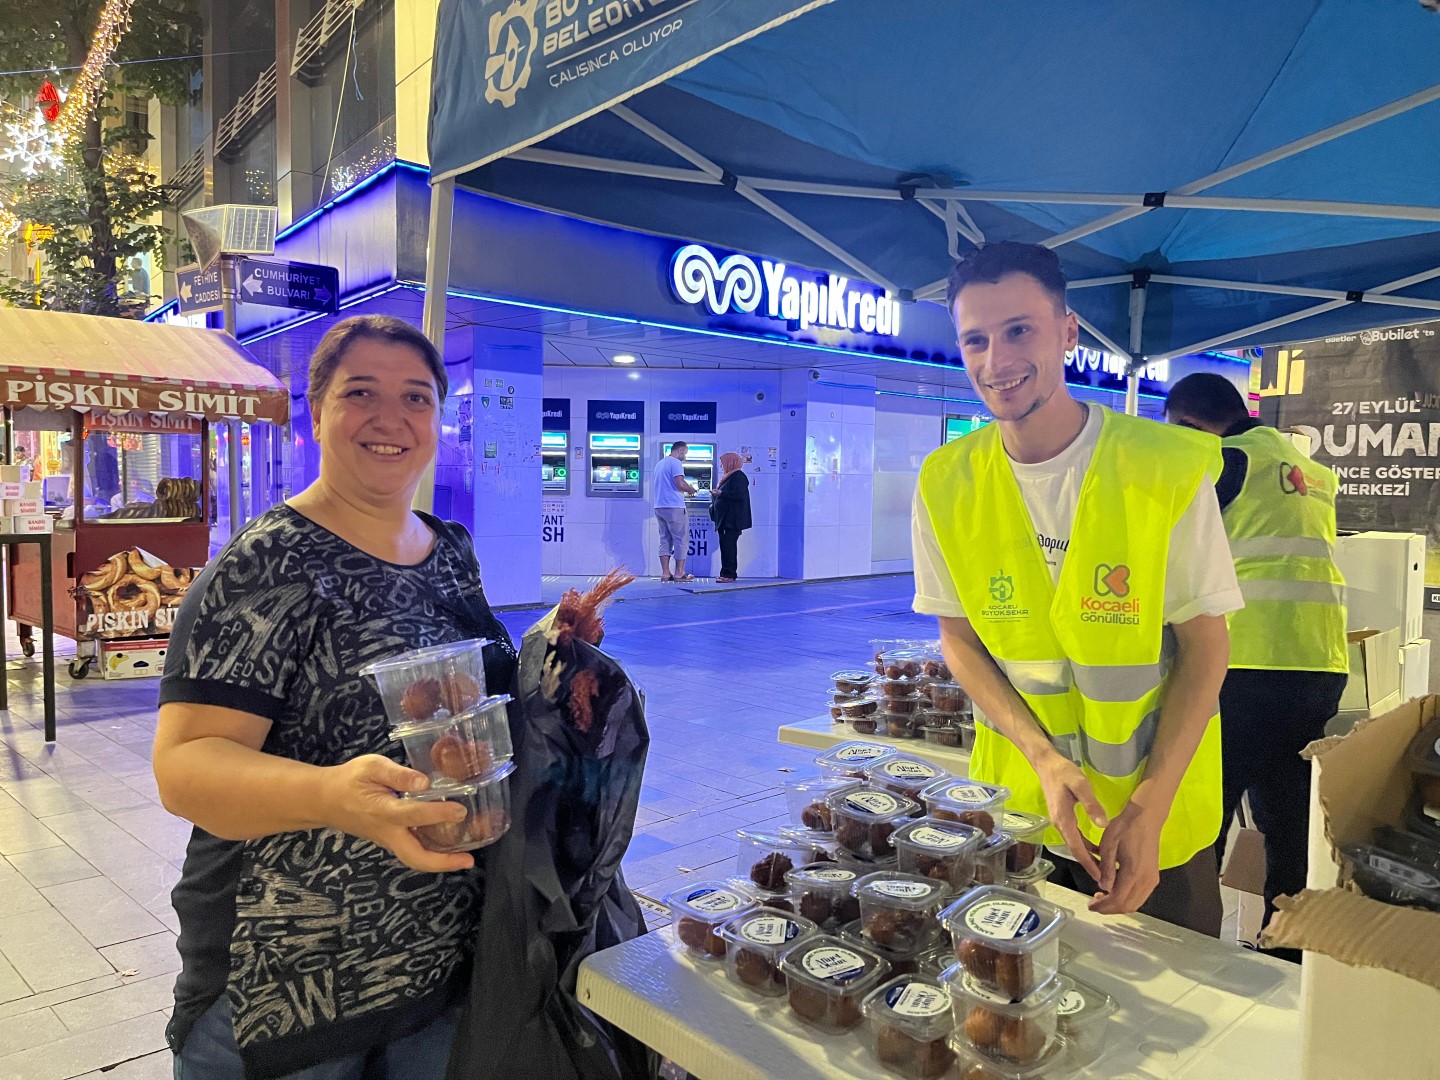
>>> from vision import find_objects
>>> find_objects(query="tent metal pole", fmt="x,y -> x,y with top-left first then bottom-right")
610,104 -> 898,290
1072,311 -> 1132,365
1069,276 -> 1133,290
1152,274 -> 1440,311
511,147 -> 718,185
1125,376 -> 1140,416
1042,80 -> 1440,250
1124,276 -> 1148,417
1151,264 -> 1440,361
414,177 -> 455,515
916,199 -> 984,246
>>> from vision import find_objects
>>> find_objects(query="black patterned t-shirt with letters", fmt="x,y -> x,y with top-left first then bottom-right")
160,505 -> 516,1079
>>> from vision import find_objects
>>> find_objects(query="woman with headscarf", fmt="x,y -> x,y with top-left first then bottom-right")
709,451 -> 752,582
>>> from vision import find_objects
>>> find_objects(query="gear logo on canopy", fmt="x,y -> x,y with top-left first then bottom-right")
484,0 -> 539,108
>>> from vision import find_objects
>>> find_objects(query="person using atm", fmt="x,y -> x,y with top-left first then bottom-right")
655,441 -> 696,582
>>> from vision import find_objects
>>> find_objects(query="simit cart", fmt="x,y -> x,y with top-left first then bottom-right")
0,309 -> 288,679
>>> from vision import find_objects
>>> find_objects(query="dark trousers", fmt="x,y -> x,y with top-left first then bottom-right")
717,527 -> 741,578
1216,668 -> 1347,935
1050,846 -> 1223,938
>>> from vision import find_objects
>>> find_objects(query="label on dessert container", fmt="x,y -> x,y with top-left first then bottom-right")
963,898 -> 1042,940
804,868 -> 856,883
802,946 -> 866,981
871,880 -> 938,900
835,745 -> 888,762
942,784 -> 994,804
882,760 -> 942,780
1003,812 -> 1042,832
685,887 -> 744,914
846,791 -> 901,816
1058,990 -> 1087,1016
741,916 -> 799,946
960,972 -> 1010,1004
886,981 -> 948,1018
910,826 -> 970,850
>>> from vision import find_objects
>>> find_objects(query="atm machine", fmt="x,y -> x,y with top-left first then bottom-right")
943,415 -> 989,443
541,431 -> 569,495
587,432 -> 643,497
662,442 -> 716,506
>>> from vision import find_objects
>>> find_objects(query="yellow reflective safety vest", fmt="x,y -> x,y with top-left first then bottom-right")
917,408 -> 1223,869
1221,426 -> 1347,673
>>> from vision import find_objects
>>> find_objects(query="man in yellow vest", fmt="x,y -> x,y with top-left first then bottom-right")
913,243 -> 1241,935
1165,372 -> 1347,948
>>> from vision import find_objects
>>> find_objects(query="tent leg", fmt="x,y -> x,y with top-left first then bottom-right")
1127,274 -> 1147,416
1125,374 -> 1140,417
414,177 -> 455,516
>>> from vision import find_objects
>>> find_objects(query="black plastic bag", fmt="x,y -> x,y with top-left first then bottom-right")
447,590 -> 656,1080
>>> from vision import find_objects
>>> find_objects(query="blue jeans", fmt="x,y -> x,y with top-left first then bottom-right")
174,996 -> 462,1080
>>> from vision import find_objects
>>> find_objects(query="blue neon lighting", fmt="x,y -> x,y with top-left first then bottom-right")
275,160 -> 428,242
238,282 -> 404,346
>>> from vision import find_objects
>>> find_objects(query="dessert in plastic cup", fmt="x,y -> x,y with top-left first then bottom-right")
783,774 -> 860,833
827,787 -> 922,862
815,741 -> 899,780
388,694 -> 514,782
854,870 -> 949,953
861,974 -> 955,1079
939,885 -> 1069,1002
403,761 -> 514,853
892,817 -> 986,891
832,668 -> 878,695
778,934 -> 892,1035
786,862 -> 862,930
719,909 -> 818,997
921,778 -> 1011,835
1053,971 -> 1116,1067
997,811 -> 1049,873
735,828 -> 811,892
667,881 -> 757,961
865,754 -> 951,803
941,961 -> 1064,1068
359,638 -> 489,726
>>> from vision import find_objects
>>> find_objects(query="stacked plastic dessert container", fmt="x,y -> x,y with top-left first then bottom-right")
360,638 -> 515,853
662,741 -> 1116,1076
826,639 -> 975,747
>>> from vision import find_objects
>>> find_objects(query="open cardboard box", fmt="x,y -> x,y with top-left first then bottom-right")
1266,694 -> 1440,1079
1337,626 -> 1401,713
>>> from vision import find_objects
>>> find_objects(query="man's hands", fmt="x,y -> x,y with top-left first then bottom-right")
1034,751 -> 1107,882
319,755 -> 476,874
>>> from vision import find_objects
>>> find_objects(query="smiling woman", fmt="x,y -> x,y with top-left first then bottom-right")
152,316 -> 518,1078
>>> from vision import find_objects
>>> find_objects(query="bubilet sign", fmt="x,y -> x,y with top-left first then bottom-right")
669,244 -> 901,337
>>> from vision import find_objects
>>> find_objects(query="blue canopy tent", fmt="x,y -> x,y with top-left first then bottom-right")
425,0 -> 1440,403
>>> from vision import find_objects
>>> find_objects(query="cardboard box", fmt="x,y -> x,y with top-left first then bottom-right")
1338,627 -> 1402,714
2,498 -> 42,517
1402,639 -> 1432,702
100,639 -> 166,679
0,465 -> 21,483
4,514 -> 52,535
1221,824 -> 1267,949
1334,531 -> 1427,646
1266,695 -> 1440,1079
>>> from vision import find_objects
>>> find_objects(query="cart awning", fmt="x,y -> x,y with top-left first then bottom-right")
0,309 -> 289,425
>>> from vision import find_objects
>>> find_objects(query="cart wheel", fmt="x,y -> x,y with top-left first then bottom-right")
68,657 -> 91,680
21,639 -> 34,659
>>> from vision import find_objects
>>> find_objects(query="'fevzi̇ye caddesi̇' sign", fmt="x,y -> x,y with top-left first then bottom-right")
1259,322 -> 1440,547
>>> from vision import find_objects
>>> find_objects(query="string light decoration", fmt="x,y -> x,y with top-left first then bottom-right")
54,0 -> 137,145
0,107 -> 66,174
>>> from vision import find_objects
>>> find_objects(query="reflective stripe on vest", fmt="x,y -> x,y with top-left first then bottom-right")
1221,427 -> 1348,673
918,407 -> 1223,869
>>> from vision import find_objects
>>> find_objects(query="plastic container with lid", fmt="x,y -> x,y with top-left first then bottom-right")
878,676 -> 925,701
1008,857 -> 1056,898
862,975 -> 956,1079
832,669 -> 877,695
971,832 -> 1018,888
1343,843 -> 1440,911
854,871 -> 948,952
830,695 -> 881,724
881,708 -> 925,739
919,655 -> 952,682
778,934 -> 892,1034
921,778 -> 1010,835
736,829 -> 810,892
892,817 -> 985,891
778,825 -> 840,866
787,862 -> 863,930
1058,940 -> 1079,969
865,754 -> 951,802
942,962 -> 1064,1068
816,741 -> 899,779
404,761 -> 514,852
359,638 -> 489,726
838,920 -> 937,978
877,649 -> 927,680
389,694 -> 514,782
948,1034 -> 1074,1079
871,638 -> 922,665
784,775 -> 859,833
719,910 -> 818,997
666,881 -> 757,961
1054,972 -> 1116,1067
940,885 -> 1070,1002
828,788 -> 923,861
925,681 -> 969,714
998,811 -> 1049,873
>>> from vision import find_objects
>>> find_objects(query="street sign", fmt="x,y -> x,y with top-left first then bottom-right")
236,257 -> 339,314
176,263 -> 222,314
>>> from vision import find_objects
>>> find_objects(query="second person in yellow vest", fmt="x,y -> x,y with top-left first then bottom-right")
912,243 -> 1242,935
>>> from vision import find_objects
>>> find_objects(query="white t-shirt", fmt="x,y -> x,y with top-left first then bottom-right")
912,404 -> 1242,625
654,456 -> 687,509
